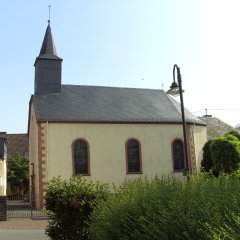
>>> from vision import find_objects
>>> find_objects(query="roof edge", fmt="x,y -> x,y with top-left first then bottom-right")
34,119 -> 206,126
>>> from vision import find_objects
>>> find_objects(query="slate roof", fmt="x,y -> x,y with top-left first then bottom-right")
32,85 -> 204,125
36,21 -> 62,62
198,116 -> 234,139
0,136 -> 7,159
0,133 -> 28,158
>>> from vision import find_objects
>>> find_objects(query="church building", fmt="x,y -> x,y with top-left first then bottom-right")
28,21 -> 207,206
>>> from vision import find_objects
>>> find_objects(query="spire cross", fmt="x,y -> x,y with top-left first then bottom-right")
48,5 -> 51,23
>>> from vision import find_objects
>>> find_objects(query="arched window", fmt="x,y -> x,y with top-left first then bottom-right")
126,139 -> 142,173
172,139 -> 185,171
73,139 -> 90,175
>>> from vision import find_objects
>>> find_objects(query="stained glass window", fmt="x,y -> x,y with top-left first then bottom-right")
127,140 -> 141,173
173,140 -> 185,171
74,140 -> 89,175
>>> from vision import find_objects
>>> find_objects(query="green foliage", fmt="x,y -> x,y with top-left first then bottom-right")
7,152 -> 29,185
206,211 -> 240,239
89,175 -> 240,240
45,176 -> 110,240
201,139 -> 213,172
226,130 -> 240,141
211,135 -> 240,174
201,131 -> 240,175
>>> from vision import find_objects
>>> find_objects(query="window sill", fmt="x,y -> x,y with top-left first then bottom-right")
126,171 -> 143,175
73,173 -> 91,176
173,170 -> 184,173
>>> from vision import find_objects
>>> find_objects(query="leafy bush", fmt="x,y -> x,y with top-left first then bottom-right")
89,175 -> 240,240
201,139 -> 214,172
226,130 -> 240,141
201,132 -> 240,175
45,176 -> 110,240
211,135 -> 240,174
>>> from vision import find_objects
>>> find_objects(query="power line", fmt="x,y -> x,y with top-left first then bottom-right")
193,108 -> 240,114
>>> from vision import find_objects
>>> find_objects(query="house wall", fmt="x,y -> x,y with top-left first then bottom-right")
0,160 -> 4,195
2,158 -> 6,196
0,144 -> 7,196
41,122 -> 207,186
191,124 -> 208,172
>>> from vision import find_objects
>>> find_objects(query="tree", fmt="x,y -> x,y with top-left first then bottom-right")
201,139 -> 214,172
7,152 -> 29,196
201,131 -> 240,175
211,135 -> 240,174
227,130 -> 240,141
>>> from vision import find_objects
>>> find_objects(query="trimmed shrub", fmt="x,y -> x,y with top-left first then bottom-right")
45,176 -> 110,240
202,133 -> 240,176
201,139 -> 214,172
226,130 -> 240,141
211,135 -> 240,174
89,175 -> 240,240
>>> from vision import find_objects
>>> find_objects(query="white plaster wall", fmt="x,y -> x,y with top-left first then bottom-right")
44,123 -> 207,186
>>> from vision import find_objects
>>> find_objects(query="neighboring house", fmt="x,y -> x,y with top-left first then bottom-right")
0,135 -> 7,196
199,115 -> 234,139
6,134 -> 29,159
28,21 -> 207,207
0,133 -> 29,197
5,134 -> 29,197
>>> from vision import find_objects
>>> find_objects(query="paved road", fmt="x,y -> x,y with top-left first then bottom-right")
0,229 -> 49,240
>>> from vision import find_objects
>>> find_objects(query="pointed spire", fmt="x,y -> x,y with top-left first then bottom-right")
37,21 -> 61,60
34,20 -> 62,94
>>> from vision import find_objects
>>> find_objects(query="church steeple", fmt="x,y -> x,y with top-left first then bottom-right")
34,21 -> 63,94
38,21 -> 60,59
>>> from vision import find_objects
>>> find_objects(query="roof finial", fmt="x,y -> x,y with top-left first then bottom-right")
48,5 -> 51,24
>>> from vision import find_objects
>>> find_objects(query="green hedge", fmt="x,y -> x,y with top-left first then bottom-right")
89,174 -> 240,240
227,130 -> 240,141
201,139 -> 214,172
211,135 -> 240,174
45,176 -> 110,240
201,131 -> 240,175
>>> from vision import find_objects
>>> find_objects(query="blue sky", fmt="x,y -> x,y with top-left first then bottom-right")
1,0 -> 240,133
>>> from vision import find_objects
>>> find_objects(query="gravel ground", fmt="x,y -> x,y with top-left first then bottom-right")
0,218 -> 49,230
